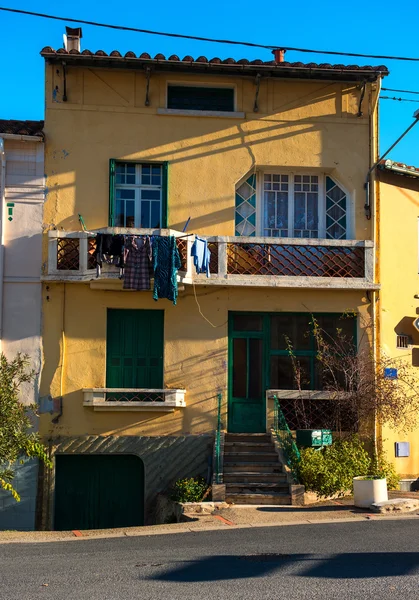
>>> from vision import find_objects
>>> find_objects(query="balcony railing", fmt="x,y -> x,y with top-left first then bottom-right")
44,229 -> 376,289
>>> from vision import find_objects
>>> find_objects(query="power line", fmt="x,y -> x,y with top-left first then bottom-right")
1,6 -> 419,62
380,96 -> 419,103
382,87 -> 419,95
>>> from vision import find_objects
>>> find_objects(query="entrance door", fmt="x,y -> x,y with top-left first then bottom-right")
106,309 -> 164,389
228,313 -> 265,433
54,454 -> 144,530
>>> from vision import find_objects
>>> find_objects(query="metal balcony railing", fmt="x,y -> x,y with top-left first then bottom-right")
44,229 -> 376,290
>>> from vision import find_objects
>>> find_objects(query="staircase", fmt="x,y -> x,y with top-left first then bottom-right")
223,433 -> 291,505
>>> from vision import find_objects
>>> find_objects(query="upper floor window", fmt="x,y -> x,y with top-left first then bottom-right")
110,161 -> 167,228
235,172 -> 349,239
167,85 -> 235,112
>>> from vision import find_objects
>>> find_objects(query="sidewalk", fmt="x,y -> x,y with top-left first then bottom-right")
1,491 -> 418,544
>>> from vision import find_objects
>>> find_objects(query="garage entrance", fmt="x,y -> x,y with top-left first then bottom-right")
54,454 -> 144,530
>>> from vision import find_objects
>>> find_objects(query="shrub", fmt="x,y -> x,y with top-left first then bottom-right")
169,477 -> 208,503
296,436 -> 372,497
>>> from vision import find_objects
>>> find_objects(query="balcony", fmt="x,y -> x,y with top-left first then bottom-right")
83,388 -> 186,412
44,228 -> 377,290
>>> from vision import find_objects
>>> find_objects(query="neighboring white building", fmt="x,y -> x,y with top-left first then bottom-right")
0,120 -> 44,530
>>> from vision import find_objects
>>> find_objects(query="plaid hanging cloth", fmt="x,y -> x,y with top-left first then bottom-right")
123,236 -> 153,291
153,236 -> 181,305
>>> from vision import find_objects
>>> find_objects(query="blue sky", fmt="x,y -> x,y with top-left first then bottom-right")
1,0 -> 418,165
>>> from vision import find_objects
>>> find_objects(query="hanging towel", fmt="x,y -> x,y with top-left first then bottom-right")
191,236 -> 211,277
153,236 -> 181,305
123,236 -> 153,291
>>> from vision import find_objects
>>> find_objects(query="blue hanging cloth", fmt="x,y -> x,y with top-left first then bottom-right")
153,236 -> 181,305
191,236 -> 211,278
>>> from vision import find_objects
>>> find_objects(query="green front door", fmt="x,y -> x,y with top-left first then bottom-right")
54,454 -> 145,530
106,309 -> 164,388
228,313 -> 265,433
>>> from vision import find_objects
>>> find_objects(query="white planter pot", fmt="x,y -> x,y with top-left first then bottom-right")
353,476 -> 388,508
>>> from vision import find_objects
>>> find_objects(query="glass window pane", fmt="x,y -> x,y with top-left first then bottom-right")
277,192 -> 288,229
264,191 -> 276,230
141,201 -> 150,228
150,202 -> 161,228
116,188 -> 135,200
127,165 -> 135,174
233,314 -> 263,331
315,314 -> 356,346
270,355 -> 311,390
115,199 -> 124,227
126,200 -> 135,228
127,174 -> 136,184
248,339 -> 263,398
233,338 -> 247,397
307,192 -> 318,230
270,314 -> 311,350
294,192 -> 306,230
141,189 -> 160,200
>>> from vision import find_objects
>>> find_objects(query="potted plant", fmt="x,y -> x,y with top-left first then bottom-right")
353,458 -> 388,508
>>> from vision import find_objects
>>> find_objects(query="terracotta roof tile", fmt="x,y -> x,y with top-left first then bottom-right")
379,159 -> 419,178
39,47 -> 389,81
0,120 -> 44,138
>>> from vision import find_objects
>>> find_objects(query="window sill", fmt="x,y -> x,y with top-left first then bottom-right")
266,390 -> 350,400
83,388 -> 186,412
157,108 -> 245,119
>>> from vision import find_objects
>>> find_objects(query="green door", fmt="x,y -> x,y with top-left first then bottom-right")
228,313 -> 266,433
106,309 -> 164,388
54,454 -> 145,530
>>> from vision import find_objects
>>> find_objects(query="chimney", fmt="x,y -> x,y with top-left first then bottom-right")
64,27 -> 82,52
272,48 -> 286,63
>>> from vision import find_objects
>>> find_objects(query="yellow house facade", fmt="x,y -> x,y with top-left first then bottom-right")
37,28 -> 417,529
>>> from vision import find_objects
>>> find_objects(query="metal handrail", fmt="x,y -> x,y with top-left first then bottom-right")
272,394 -> 301,481
214,393 -> 222,484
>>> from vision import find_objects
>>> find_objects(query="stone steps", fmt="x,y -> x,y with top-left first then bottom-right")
222,433 -> 291,505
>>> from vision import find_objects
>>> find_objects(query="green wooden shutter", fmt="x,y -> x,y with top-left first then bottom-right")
106,309 -> 164,389
162,162 -> 168,228
109,159 -> 116,226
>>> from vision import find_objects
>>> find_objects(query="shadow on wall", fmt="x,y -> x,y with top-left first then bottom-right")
148,552 -> 419,582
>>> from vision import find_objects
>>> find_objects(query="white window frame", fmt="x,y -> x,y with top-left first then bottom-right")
115,163 -> 163,229
256,169 -> 351,240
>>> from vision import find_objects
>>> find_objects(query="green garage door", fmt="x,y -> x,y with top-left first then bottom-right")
54,454 -> 144,531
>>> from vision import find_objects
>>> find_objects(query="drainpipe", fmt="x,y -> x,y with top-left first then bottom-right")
0,138 -> 5,353
364,107 -> 419,219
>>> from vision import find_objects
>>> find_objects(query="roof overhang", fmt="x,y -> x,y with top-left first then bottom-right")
40,49 -> 389,83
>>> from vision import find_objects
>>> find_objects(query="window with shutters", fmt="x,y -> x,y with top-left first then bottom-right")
235,172 -> 350,239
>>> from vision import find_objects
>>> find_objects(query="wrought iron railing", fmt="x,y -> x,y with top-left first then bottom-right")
214,392 -> 223,484
227,242 -> 365,278
273,395 -> 301,481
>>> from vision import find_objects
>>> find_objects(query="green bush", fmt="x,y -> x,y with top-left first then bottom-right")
296,436 -> 377,497
370,451 -> 400,490
169,477 -> 208,503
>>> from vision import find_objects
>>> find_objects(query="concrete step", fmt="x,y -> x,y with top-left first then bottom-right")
226,492 -> 292,505
224,442 -> 275,453
224,452 -> 279,463
224,462 -> 283,473
225,434 -> 271,444
223,473 -> 287,483
226,483 -> 290,493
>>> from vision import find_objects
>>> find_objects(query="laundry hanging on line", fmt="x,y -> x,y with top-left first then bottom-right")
191,236 -> 211,278
95,233 -> 124,277
152,236 -> 182,305
123,236 -> 153,291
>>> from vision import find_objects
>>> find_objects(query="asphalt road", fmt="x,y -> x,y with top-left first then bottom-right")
1,520 -> 419,600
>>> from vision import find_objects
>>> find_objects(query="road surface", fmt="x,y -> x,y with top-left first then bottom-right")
1,519 -> 419,599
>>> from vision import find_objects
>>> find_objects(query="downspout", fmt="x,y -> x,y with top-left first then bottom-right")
0,137 -> 5,353
52,283 -> 65,424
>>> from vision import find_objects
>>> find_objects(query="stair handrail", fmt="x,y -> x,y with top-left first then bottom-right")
214,392 -> 223,484
272,394 -> 301,481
